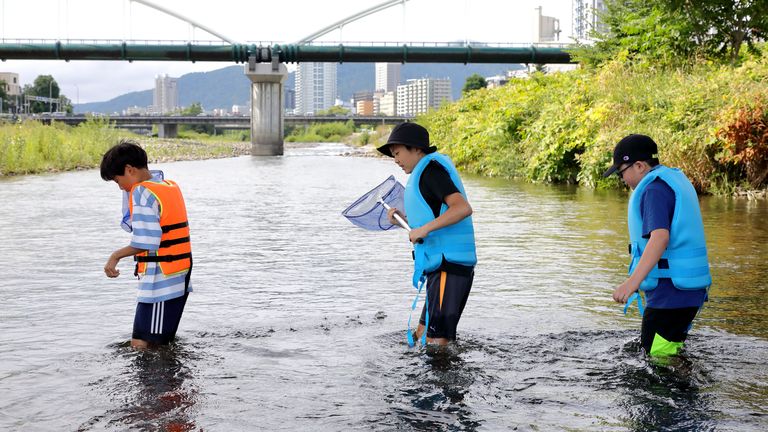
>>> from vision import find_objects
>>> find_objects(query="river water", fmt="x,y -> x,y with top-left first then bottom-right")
1,143 -> 767,431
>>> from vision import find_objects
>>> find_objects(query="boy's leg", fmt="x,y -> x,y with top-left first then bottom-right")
419,270 -> 474,345
640,306 -> 700,357
132,292 -> 189,347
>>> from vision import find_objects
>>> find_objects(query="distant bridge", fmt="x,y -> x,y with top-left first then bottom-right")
37,114 -> 414,136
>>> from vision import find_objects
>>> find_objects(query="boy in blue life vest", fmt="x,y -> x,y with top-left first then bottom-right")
100,140 -> 192,349
378,122 -> 477,346
603,134 -> 711,357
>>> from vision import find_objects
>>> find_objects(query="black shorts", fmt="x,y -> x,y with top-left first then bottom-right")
640,306 -> 699,355
132,293 -> 189,345
419,269 -> 474,340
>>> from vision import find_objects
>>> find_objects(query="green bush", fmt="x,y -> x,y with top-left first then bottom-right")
419,47 -> 768,194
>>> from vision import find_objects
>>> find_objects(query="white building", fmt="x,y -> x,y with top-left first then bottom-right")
295,62 -> 337,115
573,0 -> 607,40
533,6 -> 561,42
0,72 -> 22,96
396,78 -> 452,116
377,91 -> 397,116
375,63 -> 401,92
153,74 -> 179,114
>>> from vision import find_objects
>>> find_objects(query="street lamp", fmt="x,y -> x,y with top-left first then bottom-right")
48,80 -> 52,113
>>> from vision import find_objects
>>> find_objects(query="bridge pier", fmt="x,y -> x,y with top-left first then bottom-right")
245,62 -> 287,156
158,123 -> 178,138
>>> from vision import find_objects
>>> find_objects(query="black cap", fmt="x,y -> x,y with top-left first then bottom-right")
603,134 -> 659,177
377,122 -> 437,157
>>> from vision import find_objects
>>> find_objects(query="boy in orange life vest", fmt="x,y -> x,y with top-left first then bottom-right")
100,140 -> 192,349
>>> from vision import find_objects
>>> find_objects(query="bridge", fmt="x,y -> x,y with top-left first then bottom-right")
37,114 -> 414,136
1,0 -> 576,155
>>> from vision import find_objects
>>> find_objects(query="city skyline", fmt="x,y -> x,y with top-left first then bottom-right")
0,0 -> 574,104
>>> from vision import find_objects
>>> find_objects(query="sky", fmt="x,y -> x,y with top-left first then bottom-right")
0,0 -> 574,104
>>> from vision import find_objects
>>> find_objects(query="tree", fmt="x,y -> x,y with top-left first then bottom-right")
574,0 -> 768,67
317,105 -> 350,116
23,75 -> 63,113
180,102 -> 204,116
664,0 -> 768,63
572,0 -> 695,67
179,102 -> 212,134
462,74 -> 487,94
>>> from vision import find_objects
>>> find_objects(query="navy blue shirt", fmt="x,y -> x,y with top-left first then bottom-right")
640,177 -> 707,309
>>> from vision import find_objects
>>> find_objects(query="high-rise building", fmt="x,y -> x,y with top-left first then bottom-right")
573,0 -> 607,40
294,62 -> 337,115
375,63 -> 401,92
153,74 -> 179,114
396,78 -> 452,116
284,88 -> 296,112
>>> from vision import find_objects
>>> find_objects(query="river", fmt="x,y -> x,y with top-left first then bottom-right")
1,143 -> 767,431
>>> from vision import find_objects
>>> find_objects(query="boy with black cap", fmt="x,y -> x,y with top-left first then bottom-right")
604,134 -> 711,357
378,122 -> 477,346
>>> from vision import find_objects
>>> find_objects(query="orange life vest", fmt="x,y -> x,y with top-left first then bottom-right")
129,179 -> 192,276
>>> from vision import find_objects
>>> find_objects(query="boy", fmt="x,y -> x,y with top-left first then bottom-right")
100,140 -> 192,348
603,134 -> 711,357
378,122 -> 477,346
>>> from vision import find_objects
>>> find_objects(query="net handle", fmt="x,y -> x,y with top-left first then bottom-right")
379,199 -> 424,244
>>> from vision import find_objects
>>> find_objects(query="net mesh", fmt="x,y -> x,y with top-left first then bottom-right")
342,175 -> 405,231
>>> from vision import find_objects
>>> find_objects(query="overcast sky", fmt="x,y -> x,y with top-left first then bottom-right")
0,0 -> 574,103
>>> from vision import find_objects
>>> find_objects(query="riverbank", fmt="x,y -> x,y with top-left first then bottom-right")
0,119 -> 255,176
418,48 -> 768,196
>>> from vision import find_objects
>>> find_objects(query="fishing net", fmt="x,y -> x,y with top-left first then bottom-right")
342,175 -> 406,231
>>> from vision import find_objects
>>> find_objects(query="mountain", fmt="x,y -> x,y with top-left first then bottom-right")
76,66 -> 251,114
76,63 -> 523,114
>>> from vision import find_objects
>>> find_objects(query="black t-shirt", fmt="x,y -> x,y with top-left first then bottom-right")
417,161 -> 474,276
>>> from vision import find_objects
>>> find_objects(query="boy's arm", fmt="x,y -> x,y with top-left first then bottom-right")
409,192 -> 472,243
612,228 -> 669,303
104,245 -> 147,278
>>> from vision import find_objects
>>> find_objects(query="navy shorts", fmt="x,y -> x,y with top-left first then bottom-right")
132,292 -> 188,345
419,269 -> 474,340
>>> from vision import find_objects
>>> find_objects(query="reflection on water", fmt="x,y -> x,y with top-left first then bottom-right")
1,144 -> 767,430
78,344 -> 199,431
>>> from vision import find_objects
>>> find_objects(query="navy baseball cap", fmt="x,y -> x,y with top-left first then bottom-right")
603,134 -> 659,177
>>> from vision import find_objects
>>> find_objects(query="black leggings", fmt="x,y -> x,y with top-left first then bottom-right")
640,306 -> 700,353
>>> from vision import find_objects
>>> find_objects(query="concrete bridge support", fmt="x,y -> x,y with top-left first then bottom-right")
158,123 -> 178,138
245,62 -> 287,156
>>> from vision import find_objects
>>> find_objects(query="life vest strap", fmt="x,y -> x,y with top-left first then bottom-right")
161,221 -> 188,233
159,236 -> 190,248
623,292 -> 645,317
407,275 -> 429,348
135,252 -> 192,263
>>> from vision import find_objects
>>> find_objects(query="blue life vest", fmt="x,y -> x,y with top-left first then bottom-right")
628,165 -> 711,291
404,153 -> 477,287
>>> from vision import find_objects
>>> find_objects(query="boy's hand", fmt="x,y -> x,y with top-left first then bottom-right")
387,207 -> 404,226
104,254 -> 120,278
612,279 -> 639,303
410,226 -> 428,244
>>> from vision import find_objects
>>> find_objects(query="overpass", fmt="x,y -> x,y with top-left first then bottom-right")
38,114 -> 414,137
0,1 -> 576,155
